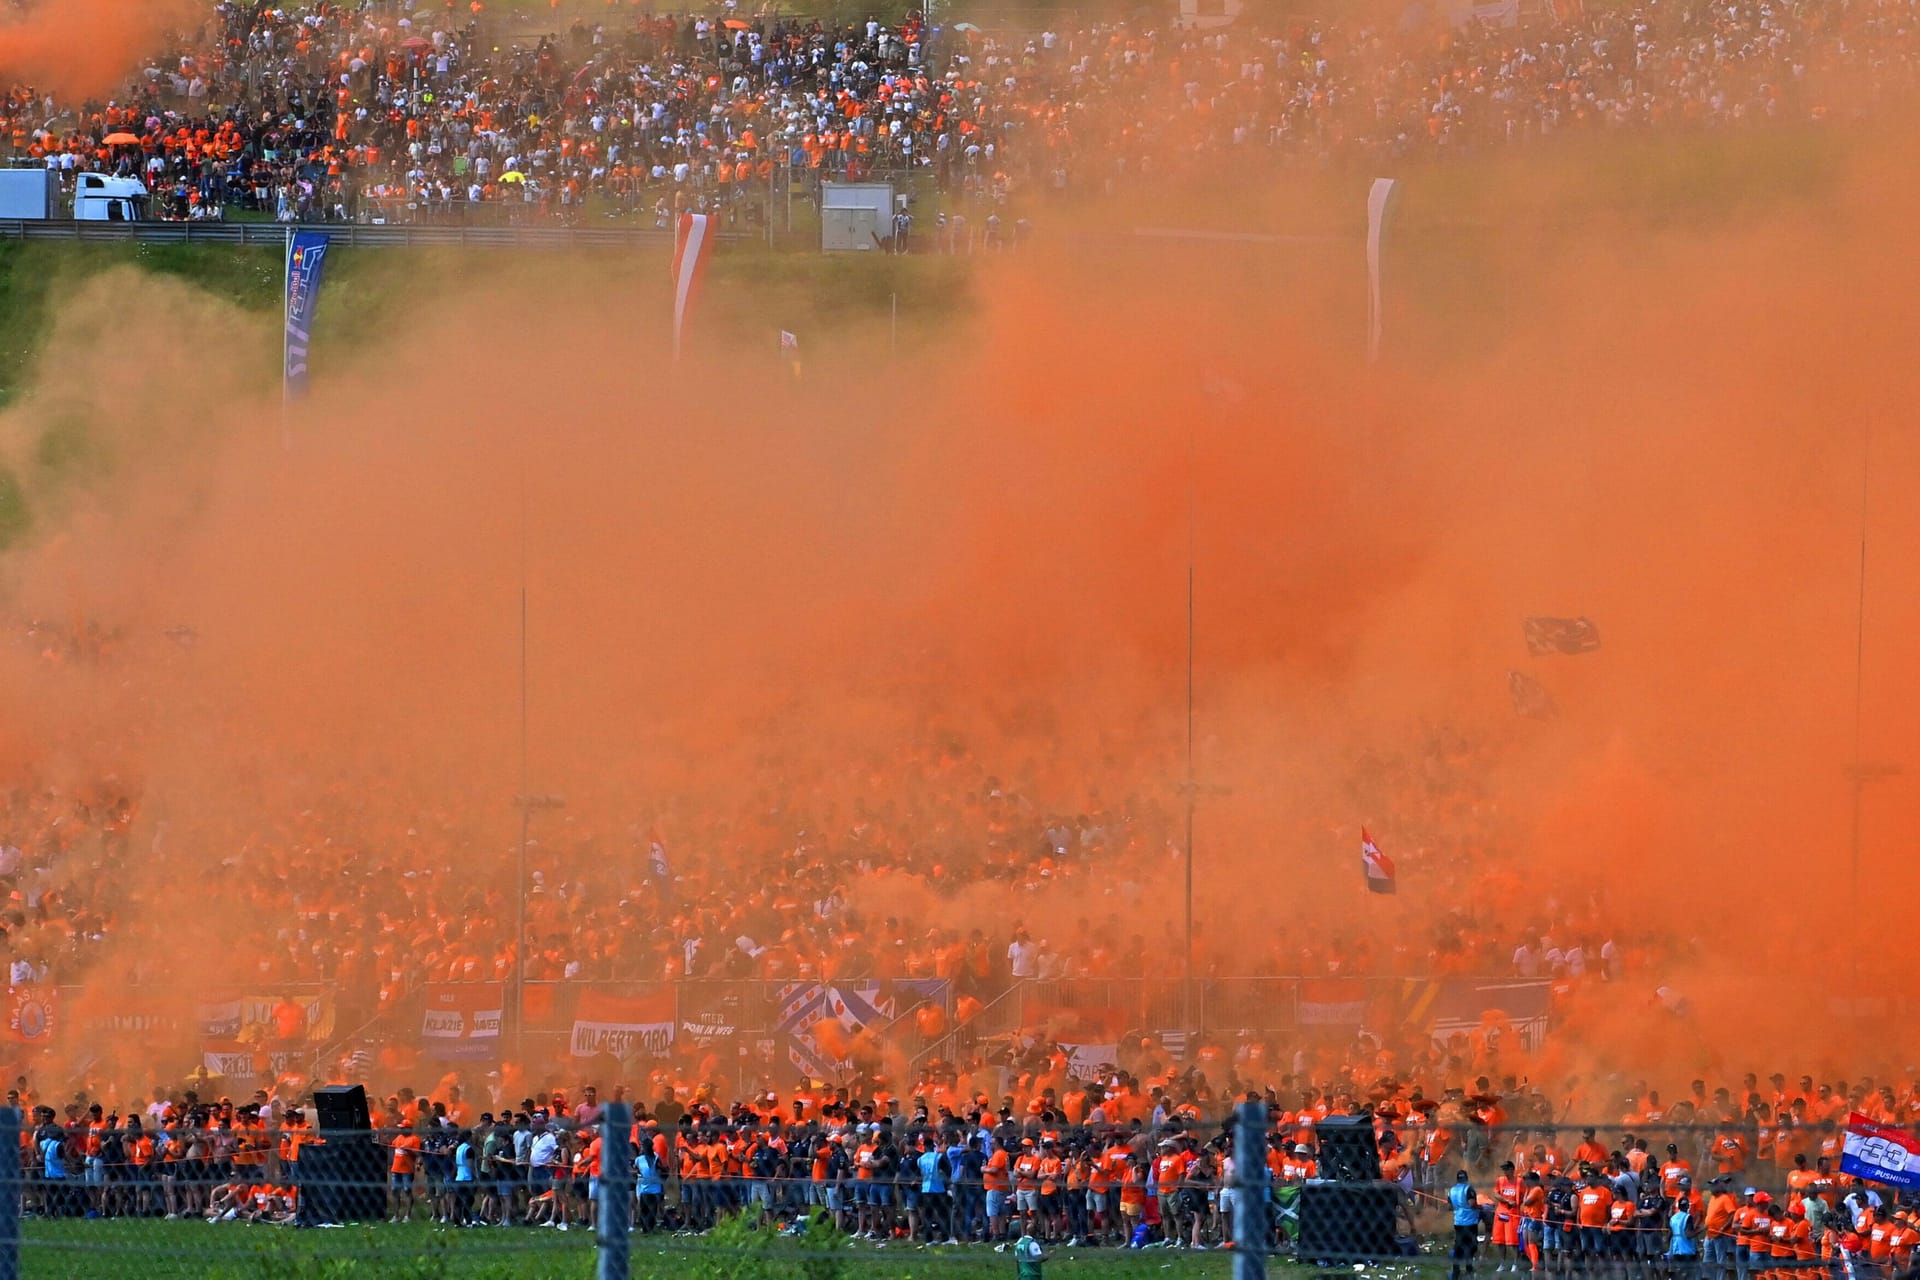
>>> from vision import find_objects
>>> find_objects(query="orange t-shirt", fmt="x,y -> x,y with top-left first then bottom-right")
1576,1186 -> 1613,1228
390,1133 -> 422,1175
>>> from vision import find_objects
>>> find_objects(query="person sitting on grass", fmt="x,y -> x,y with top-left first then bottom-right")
204,1179 -> 247,1223
525,1187 -> 559,1227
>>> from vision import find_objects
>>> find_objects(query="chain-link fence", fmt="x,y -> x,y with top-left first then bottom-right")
7,1109 -> 1914,1279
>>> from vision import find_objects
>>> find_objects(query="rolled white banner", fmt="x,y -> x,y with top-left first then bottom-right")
1366,178 -> 1399,363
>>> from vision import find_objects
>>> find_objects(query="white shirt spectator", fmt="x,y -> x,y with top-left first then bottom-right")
530,1130 -> 559,1169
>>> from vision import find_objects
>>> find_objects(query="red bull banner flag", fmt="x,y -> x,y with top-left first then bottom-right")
283,229 -> 331,396
1841,1112 -> 1920,1189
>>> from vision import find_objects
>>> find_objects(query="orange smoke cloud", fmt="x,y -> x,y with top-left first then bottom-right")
4,127 -> 1920,1101
0,0 -> 201,100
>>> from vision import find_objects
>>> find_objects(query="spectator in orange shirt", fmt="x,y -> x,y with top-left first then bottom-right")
387,1124 -> 424,1223
1575,1171 -> 1614,1260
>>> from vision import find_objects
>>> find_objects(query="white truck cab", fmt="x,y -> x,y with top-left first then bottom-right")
73,172 -> 148,221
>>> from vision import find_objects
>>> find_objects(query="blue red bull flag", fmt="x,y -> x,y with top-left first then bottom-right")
283,230 -> 331,396
1841,1112 -> 1920,1189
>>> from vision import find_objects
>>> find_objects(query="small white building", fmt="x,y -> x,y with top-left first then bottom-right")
820,181 -> 897,252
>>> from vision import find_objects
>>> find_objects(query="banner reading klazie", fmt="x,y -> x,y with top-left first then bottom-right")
421,983 -> 504,1061
570,989 -> 674,1059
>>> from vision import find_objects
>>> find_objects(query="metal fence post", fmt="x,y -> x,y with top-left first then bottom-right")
0,1106 -> 19,1280
1234,1099 -> 1269,1280
597,1100 -> 632,1280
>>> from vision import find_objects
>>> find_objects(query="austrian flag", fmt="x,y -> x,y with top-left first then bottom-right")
671,212 -> 714,361
1360,828 -> 1396,895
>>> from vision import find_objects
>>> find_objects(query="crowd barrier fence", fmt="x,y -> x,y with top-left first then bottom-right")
5,1103 -> 1902,1280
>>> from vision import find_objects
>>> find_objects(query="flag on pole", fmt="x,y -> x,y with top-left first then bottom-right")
1360,828 -> 1396,895
1522,616 -> 1602,656
283,229 -> 331,397
1508,670 -> 1557,720
1841,1112 -> 1920,1189
1365,178 -> 1399,364
671,213 -> 714,362
648,829 -> 670,883
780,330 -> 803,380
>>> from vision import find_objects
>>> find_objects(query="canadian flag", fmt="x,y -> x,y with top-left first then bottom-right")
671,213 -> 715,361
1360,828 -> 1396,895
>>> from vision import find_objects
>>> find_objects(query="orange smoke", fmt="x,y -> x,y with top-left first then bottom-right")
3,126 -> 1920,1102
0,0 -> 202,99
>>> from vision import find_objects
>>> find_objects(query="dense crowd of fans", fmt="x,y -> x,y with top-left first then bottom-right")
10,1067 -> 1918,1268
4,0 -> 1920,227
4,6 -> 1920,1253
0,687 -> 1632,1023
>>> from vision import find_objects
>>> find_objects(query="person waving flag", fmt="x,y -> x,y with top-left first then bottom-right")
1361,828 -> 1397,895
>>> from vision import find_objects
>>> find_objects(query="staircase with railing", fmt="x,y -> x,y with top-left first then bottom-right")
908,980 -> 1028,1079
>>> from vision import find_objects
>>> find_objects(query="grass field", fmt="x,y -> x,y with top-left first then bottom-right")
17,1217 -> 1288,1280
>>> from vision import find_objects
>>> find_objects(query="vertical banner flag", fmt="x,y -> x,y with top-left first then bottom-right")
1360,827 -> 1396,895
1366,178 -> 1399,364
283,229 -> 331,397
1841,1112 -> 1920,1188
671,213 -> 714,362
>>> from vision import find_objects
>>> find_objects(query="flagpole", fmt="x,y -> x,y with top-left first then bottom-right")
1183,424 -> 1196,1043
280,225 -> 292,451
516,528 -> 528,1067
1845,418 -> 1897,1003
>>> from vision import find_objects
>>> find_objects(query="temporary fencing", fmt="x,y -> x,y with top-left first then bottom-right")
3,1112 -> 1906,1280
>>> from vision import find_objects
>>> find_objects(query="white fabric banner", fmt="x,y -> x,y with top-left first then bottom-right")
1366,178 -> 1398,363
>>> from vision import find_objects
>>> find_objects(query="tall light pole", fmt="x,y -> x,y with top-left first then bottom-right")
1845,420 -> 1897,999
1183,426 -> 1197,1041
514,790 -> 565,1065
514,484 -> 565,1063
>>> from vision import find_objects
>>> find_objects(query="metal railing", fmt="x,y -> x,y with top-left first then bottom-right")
0,219 -> 749,250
